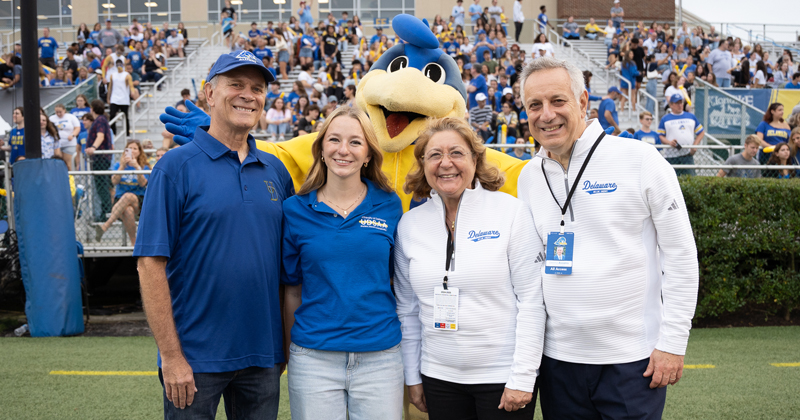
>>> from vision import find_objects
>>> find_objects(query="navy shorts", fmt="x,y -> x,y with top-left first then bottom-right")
538,355 -> 667,420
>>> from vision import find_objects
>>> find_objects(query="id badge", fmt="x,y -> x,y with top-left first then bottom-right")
433,286 -> 459,331
545,232 -> 575,275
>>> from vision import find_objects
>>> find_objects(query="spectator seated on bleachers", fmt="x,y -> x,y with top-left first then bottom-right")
562,16 -> 580,40
95,140 -> 150,245
584,18 -> 605,40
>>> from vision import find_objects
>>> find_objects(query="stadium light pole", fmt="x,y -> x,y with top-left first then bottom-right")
678,0 -> 683,26
20,0 -> 42,159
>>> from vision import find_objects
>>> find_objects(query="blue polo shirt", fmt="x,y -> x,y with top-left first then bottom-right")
468,74 -> 487,109
281,179 -> 403,352
133,126 -> 294,373
253,47 -> 273,61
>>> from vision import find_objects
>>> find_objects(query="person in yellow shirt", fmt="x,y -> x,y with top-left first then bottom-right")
584,18 -> 606,40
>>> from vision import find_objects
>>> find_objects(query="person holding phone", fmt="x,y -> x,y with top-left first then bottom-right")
95,140 -> 150,244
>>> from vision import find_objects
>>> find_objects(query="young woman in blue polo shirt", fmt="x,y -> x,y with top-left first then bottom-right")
282,106 -> 404,420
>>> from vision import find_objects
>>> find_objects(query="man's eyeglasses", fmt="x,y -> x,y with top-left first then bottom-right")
424,150 -> 472,163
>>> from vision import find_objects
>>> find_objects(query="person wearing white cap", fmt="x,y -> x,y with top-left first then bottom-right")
658,93 -> 704,176
470,92 -> 493,142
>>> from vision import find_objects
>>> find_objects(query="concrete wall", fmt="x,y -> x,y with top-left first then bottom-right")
558,0 -> 674,24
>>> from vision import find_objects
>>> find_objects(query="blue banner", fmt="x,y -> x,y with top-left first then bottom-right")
694,88 -> 770,141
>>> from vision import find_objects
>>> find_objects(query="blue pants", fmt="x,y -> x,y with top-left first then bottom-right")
666,154 -> 696,177
538,355 -> 667,420
718,78 -> 731,88
159,366 -> 281,420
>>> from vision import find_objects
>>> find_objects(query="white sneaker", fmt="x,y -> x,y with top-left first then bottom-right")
278,135 -> 285,141
270,135 -> 277,142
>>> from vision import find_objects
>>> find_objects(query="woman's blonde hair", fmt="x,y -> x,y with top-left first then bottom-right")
404,117 -> 504,201
297,106 -> 392,195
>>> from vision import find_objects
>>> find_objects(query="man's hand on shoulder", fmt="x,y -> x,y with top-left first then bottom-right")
643,349 -> 684,389
161,354 -> 197,409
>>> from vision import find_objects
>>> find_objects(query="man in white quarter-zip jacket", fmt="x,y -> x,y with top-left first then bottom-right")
516,57 -> 699,419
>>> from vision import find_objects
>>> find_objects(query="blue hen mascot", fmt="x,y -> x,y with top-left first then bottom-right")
161,14 -> 529,211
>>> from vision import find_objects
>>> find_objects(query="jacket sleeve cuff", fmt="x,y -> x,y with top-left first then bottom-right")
505,373 -> 537,393
656,335 -> 689,356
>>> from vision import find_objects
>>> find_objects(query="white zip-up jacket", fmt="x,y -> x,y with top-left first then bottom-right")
395,182 -> 546,392
517,119 -> 699,365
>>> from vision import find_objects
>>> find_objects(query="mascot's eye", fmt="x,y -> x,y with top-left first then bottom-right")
388,56 -> 409,73
422,63 -> 445,84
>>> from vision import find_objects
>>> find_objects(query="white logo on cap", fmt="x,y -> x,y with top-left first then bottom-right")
235,51 -> 258,64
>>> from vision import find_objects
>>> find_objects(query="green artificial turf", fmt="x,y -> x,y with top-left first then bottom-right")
0,326 -> 798,419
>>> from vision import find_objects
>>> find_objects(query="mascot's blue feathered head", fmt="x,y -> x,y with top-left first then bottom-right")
355,14 -> 468,153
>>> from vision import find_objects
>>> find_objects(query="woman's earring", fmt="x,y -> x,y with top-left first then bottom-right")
364,162 -> 368,167
321,157 -> 324,162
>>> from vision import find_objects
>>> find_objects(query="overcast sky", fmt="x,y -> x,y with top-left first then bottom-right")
679,0 -> 799,42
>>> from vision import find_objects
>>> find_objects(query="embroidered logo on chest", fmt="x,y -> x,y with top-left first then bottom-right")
360,217 -> 388,231
582,180 -> 618,194
467,230 -> 500,242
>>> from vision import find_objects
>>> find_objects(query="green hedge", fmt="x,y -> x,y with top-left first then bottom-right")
680,177 -> 800,321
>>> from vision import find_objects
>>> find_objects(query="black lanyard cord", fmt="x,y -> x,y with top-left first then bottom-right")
443,228 -> 454,290
541,132 -> 606,232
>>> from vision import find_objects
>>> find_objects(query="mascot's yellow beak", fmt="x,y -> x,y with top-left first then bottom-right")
356,68 -> 467,153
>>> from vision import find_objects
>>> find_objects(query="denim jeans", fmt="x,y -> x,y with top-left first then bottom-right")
159,366 -> 281,420
646,78 -> 658,114
718,78 -> 731,88
604,38 -> 612,48
91,155 -> 111,222
287,342 -> 404,420
268,122 -> 290,136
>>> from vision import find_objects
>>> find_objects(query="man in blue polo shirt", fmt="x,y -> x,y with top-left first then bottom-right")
134,50 -> 293,419
467,64 -> 487,109
38,27 -> 59,69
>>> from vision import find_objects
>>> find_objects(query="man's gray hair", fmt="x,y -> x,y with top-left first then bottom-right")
519,57 -> 586,107
206,75 -> 219,89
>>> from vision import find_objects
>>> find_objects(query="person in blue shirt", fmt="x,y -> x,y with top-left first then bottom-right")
95,140 -> 150,244
253,37 -> 274,62
583,70 -> 602,102
598,87 -> 621,132
537,5 -> 554,35
444,39 -> 460,57
785,72 -> 800,89
127,43 -> 144,75
248,22 -> 263,41
266,81 -> 283,108
8,107 -> 25,163
369,27 -> 384,48
468,0 -> 482,32
75,113 -> 93,170
633,111 -> 659,146
282,105 -> 404,420
467,65 -> 488,109
298,0 -> 314,28
134,51 -> 290,419
299,33 -> 317,67
71,95 -> 91,131
87,52 -> 103,72
506,136 -> 533,160
755,102 -> 792,163
619,50 -> 640,111
38,27 -> 58,69
221,11 -> 235,48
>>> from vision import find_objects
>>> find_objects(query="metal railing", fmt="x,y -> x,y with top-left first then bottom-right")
42,75 -> 98,115
130,35 -> 213,136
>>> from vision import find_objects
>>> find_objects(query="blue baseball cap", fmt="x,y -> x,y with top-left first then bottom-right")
608,86 -> 621,95
669,93 -> 684,103
207,50 -> 275,86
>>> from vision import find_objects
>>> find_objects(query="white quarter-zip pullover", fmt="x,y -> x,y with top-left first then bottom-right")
517,119 -> 699,365
395,183 -> 545,392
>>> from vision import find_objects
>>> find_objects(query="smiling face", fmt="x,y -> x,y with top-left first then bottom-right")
322,116 -> 371,182
423,130 -> 476,201
523,68 -> 588,156
205,66 -> 267,134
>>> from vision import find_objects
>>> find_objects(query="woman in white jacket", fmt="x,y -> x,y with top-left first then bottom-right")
394,117 -> 546,420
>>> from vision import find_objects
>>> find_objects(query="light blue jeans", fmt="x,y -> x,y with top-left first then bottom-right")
646,78 -> 658,114
288,342 -> 404,420
268,122 -> 290,136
